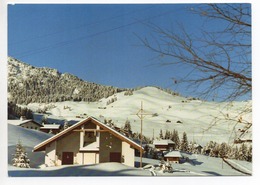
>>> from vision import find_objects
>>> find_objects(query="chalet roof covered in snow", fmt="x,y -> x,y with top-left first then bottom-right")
40,124 -> 60,129
164,151 -> 182,158
33,116 -> 143,152
153,139 -> 175,145
8,119 -> 42,127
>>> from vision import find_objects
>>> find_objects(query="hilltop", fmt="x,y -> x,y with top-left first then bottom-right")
26,86 -> 252,146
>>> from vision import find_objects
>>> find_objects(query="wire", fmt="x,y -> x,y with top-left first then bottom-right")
12,10 -> 177,59
9,5 -> 154,45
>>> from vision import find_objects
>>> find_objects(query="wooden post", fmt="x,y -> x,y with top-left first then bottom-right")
135,101 -> 152,168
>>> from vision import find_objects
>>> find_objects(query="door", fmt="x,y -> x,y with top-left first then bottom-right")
110,152 -> 121,163
62,152 -> 74,165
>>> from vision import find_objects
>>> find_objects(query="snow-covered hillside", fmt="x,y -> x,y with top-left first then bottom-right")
8,124 -> 52,168
8,57 -> 251,146
26,86 -> 252,146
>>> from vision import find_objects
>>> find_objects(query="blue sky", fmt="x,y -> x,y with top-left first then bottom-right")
8,4 -> 251,100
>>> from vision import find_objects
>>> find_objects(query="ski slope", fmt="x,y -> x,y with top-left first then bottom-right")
26,86 -> 252,145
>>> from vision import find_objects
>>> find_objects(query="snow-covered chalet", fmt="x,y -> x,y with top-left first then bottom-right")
33,116 -> 142,167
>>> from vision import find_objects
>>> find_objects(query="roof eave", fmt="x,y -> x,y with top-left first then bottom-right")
33,116 -> 143,152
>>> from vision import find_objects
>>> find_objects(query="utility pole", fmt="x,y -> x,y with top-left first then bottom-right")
135,101 -> 152,168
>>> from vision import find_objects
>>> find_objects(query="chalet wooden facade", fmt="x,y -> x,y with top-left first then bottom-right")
153,139 -> 175,151
164,151 -> 182,163
33,117 -> 142,167
8,118 -> 43,130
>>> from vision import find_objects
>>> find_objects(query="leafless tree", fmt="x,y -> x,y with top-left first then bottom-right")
141,4 -> 252,175
141,4 -> 252,143
141,3 -> 251,101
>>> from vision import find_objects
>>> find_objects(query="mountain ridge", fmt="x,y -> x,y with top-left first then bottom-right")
8,56 -> 127,104
8,56 -> 183,104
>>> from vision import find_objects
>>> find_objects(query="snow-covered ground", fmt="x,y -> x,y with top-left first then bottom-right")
8,123 -> 251,177
139,153 -> 252,176
8,124 -> 52,168
26,86 -> 252,146
7,123 -> 152,176
8,163 -> 152,177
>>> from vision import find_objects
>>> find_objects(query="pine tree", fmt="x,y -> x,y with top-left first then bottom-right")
164,130 -> 171,139
123,119 -> 132,137
188,141 -> 196,153
239,143 -> 248,161
210,142 -> 220,157
159,129 -> 164,139
247,145 -> 252,162
41,115 -> 49,124
233,146 -> 240,160
63,120 -> 69,130
180,132 -> 189,152
12,140 -> 30,168
219,142 -> 229,158
171,129 -> 180,150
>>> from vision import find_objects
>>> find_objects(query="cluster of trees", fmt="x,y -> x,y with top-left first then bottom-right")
159,129 -> 188,151
8,102 -> 33,120
8,57 -> 126,104
106,96 -> 118,105
203,141 -> 252,162
124,90 -> 134,96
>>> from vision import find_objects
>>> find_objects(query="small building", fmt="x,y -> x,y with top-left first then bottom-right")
40,124 -> 61,134
164,150 -> 182,163
33,116 -> 143,167
8,118 -> 43,130
153,139 -> 175,151
194,144 -> 203,154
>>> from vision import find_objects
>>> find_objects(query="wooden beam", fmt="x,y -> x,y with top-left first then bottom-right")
73,129 -> 108,132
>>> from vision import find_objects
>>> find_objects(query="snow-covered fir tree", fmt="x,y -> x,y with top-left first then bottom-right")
180,132 -> 189,152
63,120 -> 69,130
219,142 -> 230,158
233,146 -> 240,160
159,129 -> 164,139
12,139 -> 30,168
164,130 -> 171,139
41,115 -> 49,124
239,143 -> 248,161
171,129 -> 180,150
122,119 -> 132,137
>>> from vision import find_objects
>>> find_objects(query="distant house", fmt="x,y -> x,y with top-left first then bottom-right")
8,117 -> 43,130
40,124 -> 61,134
153,139 -> 175,151
33,116 -> 142,167
194,144 -> 203,154
164,150 -> 182,163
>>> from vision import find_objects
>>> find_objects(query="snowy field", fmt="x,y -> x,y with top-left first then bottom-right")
25,87 -> 252,146
8,123 -> 251,177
